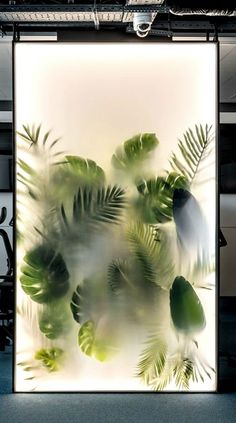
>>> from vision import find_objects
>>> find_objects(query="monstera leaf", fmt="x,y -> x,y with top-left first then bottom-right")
71,276 -> 109,325
35,347 -> 64,372
70,285 -> 85,324
20,245 -> 69,303
65,155 -> 105,183
52,155 -> 105,192
170,276 -> 206,334
78,320 -> 116,362
112,133 -> 158,176
39,302 -> 71,339
135,172 -> 189,224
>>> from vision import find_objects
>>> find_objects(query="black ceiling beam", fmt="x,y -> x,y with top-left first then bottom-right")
0,4 -> 167,13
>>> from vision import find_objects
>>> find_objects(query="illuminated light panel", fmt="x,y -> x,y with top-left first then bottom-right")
15,42 -> 217,392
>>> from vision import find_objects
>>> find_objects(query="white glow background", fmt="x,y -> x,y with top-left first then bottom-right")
15,42 -> 217,392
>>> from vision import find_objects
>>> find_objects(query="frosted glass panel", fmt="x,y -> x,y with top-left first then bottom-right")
15,42 -> 217,392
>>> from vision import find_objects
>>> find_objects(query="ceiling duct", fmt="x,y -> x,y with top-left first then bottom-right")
168,1 -> 236,16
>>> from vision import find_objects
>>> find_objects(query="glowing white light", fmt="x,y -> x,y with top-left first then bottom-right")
15,42 -> 217,392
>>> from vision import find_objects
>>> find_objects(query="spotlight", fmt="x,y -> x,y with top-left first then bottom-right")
133,13 -> 153,38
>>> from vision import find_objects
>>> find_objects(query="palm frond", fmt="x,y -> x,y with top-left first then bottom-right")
174,358 -> 194,390
136,334 -> 167,386
187,251 -> 215,289
127,223 -> 158,285
193,352 -> 215,383
17,125 -> 64,202
127,223 -> 174,289
17,123 -> 62,152
60,185 -> 126,233
107,259 -> 133,295
169,124 -> 214,185
152,358 -> 175,391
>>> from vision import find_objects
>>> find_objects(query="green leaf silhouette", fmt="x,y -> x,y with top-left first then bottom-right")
170,276 -> 206,334
35,347 -> 64,372
135,172 -> 189,224
170,124 -> 214,184
60,185 -> 126,237
112,133 -> 158,175
20,245 -> 69,303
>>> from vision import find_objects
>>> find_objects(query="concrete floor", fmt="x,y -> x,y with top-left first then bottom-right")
1,348 -> 236,423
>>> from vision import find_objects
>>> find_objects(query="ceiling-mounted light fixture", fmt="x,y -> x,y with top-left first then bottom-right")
133,13 -> 153,38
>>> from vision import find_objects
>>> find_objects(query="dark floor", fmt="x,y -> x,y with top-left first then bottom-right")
0,297 -> 236,423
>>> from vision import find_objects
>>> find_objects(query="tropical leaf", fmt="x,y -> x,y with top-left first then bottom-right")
17,123 -> 61,151
173,188 -> 208,254
17,124 -> 63,203
169,124 -> 214,185
17,360 -> 39,380
60,185 -> 126,234
51,156 -> 105,199
20,245 -> 70,303
17,124 -> 41,146
112,133 -> 158,174
127,222 -> 174,289
65,155 -> 105,184
135,172 -> 189,224
152,357 -> 176,391
127,223 -> 158,285
107,259 -> 133,295
186,250 -> 215,288
136,334 -> 167,386
174,358 -> 194,390
78,320 -> 96,358
78,320 -> 116,362
70,285 -> 85,324
34,347 -> 64,372
71,275 -> 109,325
170,276 -> 206,334
39,302 -> 71,339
